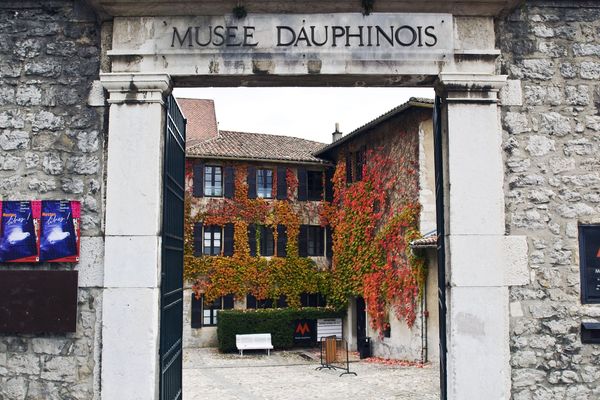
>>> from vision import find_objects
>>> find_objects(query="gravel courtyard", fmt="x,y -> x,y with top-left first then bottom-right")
183,348 -> 440,400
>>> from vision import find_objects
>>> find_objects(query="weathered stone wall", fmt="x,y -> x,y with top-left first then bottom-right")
0,1 -> 105,399
498,2 -> 600,398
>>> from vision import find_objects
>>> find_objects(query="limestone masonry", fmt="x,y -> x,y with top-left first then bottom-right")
0,1 -> 105,399
500,2 -> 600,398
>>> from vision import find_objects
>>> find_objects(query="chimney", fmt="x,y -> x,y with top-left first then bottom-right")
332,122 -> 342,143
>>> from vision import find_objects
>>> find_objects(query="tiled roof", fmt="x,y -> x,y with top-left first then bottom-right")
314,97 -> 434,157
187,130 -> 329,164
410,232 -> 438,249
177,98 -> 218,147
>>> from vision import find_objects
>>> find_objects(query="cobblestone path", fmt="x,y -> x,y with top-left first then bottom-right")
183,348 -> 440,400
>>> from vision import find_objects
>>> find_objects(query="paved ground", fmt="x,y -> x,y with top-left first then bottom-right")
183,347 -> 440,400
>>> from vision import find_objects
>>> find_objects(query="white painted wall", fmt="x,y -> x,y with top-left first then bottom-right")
419,118 -> 437,235
182,288 -> 219,348
366,253 -> 439,362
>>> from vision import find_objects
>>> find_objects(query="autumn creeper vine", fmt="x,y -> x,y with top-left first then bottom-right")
184,151 -> 426,335
321,149 -> 425,335
184,164 -> 328,309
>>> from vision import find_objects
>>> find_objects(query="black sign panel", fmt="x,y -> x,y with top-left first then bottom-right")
0,270 -> 78,333
293,319 -> 316,346
579,225 -> 600,304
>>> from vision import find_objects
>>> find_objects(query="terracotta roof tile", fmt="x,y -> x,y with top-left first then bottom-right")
177,98 -> 218,147
187,130 -> 328,164
410,234 -> 438,249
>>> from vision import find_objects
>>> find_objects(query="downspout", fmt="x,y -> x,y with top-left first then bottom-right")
421,269 -> 428,364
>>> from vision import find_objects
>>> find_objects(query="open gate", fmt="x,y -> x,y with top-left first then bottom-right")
433,96 -> 448,400
159,95 -> 186,400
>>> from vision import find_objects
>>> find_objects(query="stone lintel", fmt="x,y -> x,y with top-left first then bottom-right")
100,73 -> 172,104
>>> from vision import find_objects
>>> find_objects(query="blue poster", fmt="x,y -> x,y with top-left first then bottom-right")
40,200 -> 79,262
0,201 -> 39,262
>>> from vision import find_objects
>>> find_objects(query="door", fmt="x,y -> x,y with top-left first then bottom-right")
433,95 -> 448,400
356,296 -> 366,346
159,95 -> 186,400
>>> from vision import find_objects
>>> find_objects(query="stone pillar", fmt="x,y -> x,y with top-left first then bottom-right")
436,73 -> 528,400
99,73 -> 172,400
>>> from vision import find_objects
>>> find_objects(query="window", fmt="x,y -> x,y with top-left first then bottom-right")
201,294 -> 234,327
246,294 -> 287,309
259,225 -> 274,256
300,293 -> 326,307
307,225 -> 325,256
203,226 -> 222,256
257,169 -> 273,198
383,324 -> 391,338
307,171 -> 324,201
204,166 -> 223,197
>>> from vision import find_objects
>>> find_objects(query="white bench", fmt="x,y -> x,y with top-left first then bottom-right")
236,333 -> 274,356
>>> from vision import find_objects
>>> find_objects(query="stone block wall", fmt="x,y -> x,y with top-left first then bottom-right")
0,1 -> 105,399
498,2 -> 600,398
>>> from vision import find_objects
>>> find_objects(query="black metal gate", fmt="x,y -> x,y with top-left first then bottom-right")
433,96 -> 448,400
159,95 -> 186,400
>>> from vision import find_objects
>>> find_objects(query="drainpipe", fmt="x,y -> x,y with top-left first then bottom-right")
421,273 -> 428,364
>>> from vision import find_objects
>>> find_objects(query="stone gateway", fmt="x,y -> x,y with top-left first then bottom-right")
0,1 -> 599,400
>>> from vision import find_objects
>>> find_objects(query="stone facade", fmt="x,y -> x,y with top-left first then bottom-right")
184,159 -> 329,348
498,2 -> 600,398
0,2 -> 105,399
318,105 -> 438,361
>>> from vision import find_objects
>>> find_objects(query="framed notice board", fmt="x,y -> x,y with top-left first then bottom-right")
0,270 -> 78,333
579,224 -> 600,304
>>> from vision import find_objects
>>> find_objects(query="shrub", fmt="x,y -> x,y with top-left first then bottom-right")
217,307 -> 343,352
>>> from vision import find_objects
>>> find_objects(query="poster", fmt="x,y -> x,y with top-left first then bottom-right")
40,200 -> 80,262
293,318 -> 317,346
580,224 -> 600,303
0,201 -> 41,262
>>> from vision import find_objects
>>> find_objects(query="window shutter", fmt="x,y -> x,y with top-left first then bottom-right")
191,293 -> 202,328
317,293 -> 327,307
356,145 -> 366,181
223,294 -> 234,309
297,167 -> 307,201
246,294 -> 257,309
345,154 -> 353,183
248,224 -> 257,256
276,224 -> 287,257
277,295 -> 288,308
325,167 -> 334,202
193,163 -> 204,197
276,167 -> 287,200
318,227 -> 325,255
224,166 -> 235,199
299,224 -> 308,257
223,223 -> 234,256
326,226 -> 333,258
194,222 -> 203,256
247,166 -> 257,199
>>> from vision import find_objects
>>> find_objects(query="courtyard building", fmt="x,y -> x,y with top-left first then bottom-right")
181,97 -> 441,363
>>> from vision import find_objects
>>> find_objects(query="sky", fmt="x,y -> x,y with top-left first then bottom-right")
173,87 -> 434,144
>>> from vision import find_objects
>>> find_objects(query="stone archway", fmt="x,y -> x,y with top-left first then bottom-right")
96,4 -> 528,399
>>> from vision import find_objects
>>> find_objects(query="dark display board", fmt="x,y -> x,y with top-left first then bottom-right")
579,224 -> 600,304
293,318 -> 317,346
0,270 -> 78,333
